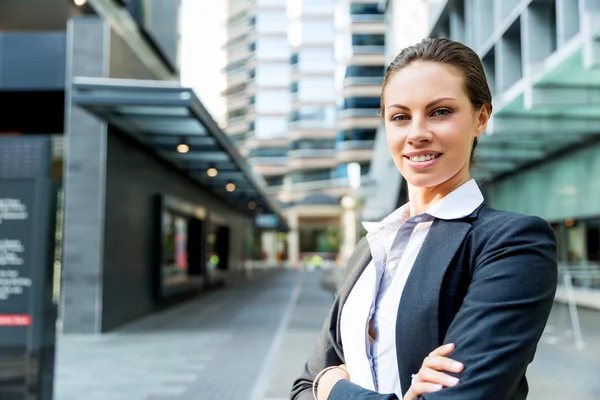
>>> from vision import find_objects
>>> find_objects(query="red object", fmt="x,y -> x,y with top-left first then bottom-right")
0,314 -> 32,326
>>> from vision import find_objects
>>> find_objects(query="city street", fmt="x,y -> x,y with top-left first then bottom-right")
55,269 -> 600,400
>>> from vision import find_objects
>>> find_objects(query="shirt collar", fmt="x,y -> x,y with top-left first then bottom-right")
362,179 -> 483,233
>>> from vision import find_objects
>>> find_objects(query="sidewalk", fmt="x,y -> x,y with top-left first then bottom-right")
54,269 -> 330,400
54,268 -> 600,399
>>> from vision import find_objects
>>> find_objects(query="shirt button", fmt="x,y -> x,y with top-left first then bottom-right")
389,261 -> 397,269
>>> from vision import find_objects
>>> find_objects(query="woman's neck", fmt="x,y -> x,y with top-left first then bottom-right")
408,170 -> 471,216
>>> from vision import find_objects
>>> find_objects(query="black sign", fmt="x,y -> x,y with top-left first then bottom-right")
0,136 -> 56,399
0,182 -> 35,346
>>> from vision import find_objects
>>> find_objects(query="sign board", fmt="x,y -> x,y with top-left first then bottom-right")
0,136 -> 57,399
256,214 -> 279,229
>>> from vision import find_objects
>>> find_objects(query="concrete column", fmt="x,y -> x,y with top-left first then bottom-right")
521,3 -> 556,77
261,231 -> 278,267
339,196 -> 357,267
61,17 -> 110,334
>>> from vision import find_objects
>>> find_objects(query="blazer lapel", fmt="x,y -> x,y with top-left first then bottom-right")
396,218 -> 473,395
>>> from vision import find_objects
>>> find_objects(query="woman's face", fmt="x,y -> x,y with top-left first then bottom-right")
383,61 -> 489,189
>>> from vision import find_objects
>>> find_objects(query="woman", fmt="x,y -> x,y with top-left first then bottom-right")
290,38 -> 557,400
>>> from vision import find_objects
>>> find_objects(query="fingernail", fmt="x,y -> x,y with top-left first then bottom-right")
434,384 -> 443,391
452,361 -> 463,370
445,343 -> 455,348
446,377 -> 459,386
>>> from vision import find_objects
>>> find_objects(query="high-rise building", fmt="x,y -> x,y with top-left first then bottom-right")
367,0 -> 600,305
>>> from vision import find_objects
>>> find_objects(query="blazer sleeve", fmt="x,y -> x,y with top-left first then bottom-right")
322,215 -> 557,400
418,214 -> 558,399
290,293 -> 345,400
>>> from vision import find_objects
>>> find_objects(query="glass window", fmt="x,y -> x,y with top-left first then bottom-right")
298,77 -> 335,101
265,175 -> 285,186
350,3 -> 382,15
256,11 -> 288,33
249,148 -> 288,157
342,97 -> 380,109
289,169 -> 332,183
256,37 -> 290,59
352,34 -> 385,46
289,139 -> 336,150
254,116 -> 289,139
255,64 -> 291,85
345,65 -> 385,78
337,128 -> 377,141
255,90 -> 291,113
299,48 -> 335,72
303,21 -> 335,44
290,106 -> 336,124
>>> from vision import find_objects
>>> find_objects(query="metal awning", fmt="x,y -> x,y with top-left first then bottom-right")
71,77 -> 285,227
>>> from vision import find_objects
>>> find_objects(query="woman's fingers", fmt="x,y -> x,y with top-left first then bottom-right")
423,355 -> 464,374
429,343 -> 455,357
417,366 -> 460,387
409,381 -> 443,396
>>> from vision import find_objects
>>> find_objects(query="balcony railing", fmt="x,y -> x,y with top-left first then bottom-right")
289,120 -> 336,130
350,14 -> 385,23
248,156 -> 289,166
335,140 -> 375,150
338,108 -> 380,119
352,45 -> 386,54
343,77 -> 384,86
288,149 -> 337,158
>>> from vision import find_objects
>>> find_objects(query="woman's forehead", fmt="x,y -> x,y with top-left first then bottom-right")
384,62 -> 467,103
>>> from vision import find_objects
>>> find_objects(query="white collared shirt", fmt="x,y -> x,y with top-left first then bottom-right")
340,179 -> 484,396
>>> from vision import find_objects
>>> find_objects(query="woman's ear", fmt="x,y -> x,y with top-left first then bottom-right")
474,104 -> 491,137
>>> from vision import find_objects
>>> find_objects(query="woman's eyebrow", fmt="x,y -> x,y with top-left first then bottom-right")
387,97 -> 457,111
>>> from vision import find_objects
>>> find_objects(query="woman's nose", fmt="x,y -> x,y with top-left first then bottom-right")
406,122 -> 432,145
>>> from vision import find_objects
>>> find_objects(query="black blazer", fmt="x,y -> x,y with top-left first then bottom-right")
291,204 -> 557,400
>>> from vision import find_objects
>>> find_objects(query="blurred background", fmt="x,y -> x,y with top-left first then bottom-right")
0,0 -> 598,399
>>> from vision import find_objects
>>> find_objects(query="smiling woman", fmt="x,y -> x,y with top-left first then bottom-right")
292,38 -> 557,400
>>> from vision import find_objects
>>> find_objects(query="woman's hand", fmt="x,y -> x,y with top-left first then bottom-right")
403,343 -> 464,400
317,364 -> 350,400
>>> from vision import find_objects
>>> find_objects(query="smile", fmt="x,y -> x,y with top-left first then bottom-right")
407,153 -> 442,162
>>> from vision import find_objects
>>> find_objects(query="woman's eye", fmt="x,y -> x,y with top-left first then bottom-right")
390,114 -> 410,122
431,108 -> 452,117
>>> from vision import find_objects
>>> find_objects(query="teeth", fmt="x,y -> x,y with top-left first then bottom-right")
410,154 -> 440,162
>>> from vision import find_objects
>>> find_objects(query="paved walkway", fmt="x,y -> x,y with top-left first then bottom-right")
55,268 -> 600,400
54,269 -> 331,400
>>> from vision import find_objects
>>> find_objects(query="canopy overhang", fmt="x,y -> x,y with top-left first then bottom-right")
71,77 -> 286,229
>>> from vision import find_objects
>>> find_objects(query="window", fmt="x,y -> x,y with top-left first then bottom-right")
255,64 -> 291,85
290,106 -> 336,124
303,21 -> 335,44
289,169 -> 332,183
254,116 -> 289,139
352,34 -> 385,46
256,37 -> 290,60
342,97 -> 380,109
345,66 -> 385,78
298,77 -> 335,101
255,90 -> 291,113
256,11 -> 288,33
249,148 -> 288,157
298,48 -> 335,72
265,175 -> 285,187
337,128 -> 377,141
350,3 -> 382,15
289,139 -> 336,150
